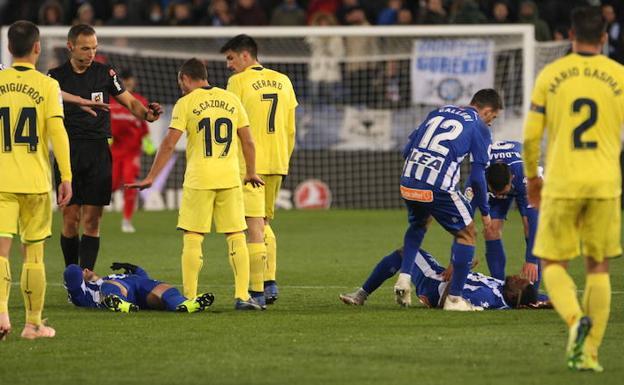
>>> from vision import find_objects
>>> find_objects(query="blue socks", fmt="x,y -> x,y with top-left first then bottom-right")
485,239 -> 506,280
362,250 -> 402,294
449,242 -> 475,296
161,287 -> 187,311
401,223 -> 426,274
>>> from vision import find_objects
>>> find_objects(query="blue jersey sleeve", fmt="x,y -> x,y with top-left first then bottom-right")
470,121 -> 492,166
468,162 -> 490,216
469,122 -> 492,216
63,265 -> 100,308
511,164 -> 529,217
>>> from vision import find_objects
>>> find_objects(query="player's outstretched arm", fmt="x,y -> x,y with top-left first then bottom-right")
114,90 -> 163,122
48,117 -> 73,206
61,91 -> 109,117
238,126 -> 265,187
126,128 -> 182,190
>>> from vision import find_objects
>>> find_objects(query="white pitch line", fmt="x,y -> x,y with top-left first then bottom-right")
9,282 -> 624,294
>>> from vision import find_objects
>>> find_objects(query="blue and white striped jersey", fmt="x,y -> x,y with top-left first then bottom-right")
412,249 -> 509,309
66,273 -> 132,308
401,105 -> 492,192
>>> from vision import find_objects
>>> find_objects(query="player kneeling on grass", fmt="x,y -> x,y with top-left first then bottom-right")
63,262 -> 214,313
340,248 -> 550,310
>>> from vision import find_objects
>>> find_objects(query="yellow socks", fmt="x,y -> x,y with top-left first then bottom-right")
264,224 -> 277,282
582,273 -> 611,360
0,256 -> 10,314
22,242 -> 45,326
248,242 -> 266,293
226,233 -> 250,300
181,233 -> 204,299
543,263 -> 583,327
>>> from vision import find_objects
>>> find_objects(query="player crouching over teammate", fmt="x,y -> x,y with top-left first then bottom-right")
340,249 -> 548,310
64,263 -> 214,313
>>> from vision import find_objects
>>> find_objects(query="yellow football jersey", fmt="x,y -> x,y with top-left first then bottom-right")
227,65 -> 298,175
523,53 -> 624,198
0,62 -> 65,193
169,86 -> 249,190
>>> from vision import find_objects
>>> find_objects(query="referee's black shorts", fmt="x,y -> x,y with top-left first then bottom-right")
55,139 -> 112,206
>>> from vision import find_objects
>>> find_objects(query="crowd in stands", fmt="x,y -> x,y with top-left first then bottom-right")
0,1 -> 622,60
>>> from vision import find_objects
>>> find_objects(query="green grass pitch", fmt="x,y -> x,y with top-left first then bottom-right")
0,209 -> 622,385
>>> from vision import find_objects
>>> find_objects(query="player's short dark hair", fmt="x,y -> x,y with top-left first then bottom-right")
486,162 -> 512,193
470,89 -> 503,111
8,20 -> 39,57
179,58 -> 207,81
68,24 -> 96,43
219,34 -> 258,59
571,6 -> 607,44
503,276 -> 538,308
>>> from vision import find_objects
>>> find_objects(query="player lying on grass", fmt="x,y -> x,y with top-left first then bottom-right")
340,248 -> 549,310
63,262 -> 214,313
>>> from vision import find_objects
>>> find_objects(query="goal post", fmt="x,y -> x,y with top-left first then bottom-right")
2,25 -> 569,209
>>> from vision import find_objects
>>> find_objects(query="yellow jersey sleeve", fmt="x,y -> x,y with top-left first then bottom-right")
169,97 -> 188,133
48,117 -> 71,182
235,95 -> 249,129
522,68 -> 548,179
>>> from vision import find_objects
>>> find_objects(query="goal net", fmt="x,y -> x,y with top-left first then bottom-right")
2,26 -> 570,210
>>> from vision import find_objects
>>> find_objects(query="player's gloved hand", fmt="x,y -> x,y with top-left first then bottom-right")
521,262 -> 539,283
244,174 -> 265,188
145,102 -> 163,122
142,137 -> 157,156
110,262 -> 139,274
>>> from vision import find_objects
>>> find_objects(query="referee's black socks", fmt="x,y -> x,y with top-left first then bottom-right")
60,235 -> 79,267
79,235 -> 100,271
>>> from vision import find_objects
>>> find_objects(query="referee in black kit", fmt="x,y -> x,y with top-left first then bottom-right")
49,24 -> 162,270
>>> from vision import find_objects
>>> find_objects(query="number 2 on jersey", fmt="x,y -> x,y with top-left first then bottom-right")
0,107 -> 38,153
262,93 -> 278,134
572,98 -> 598,149
198,117 -> 233,158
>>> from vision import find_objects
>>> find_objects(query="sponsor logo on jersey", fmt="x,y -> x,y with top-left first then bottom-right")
294,179 -> 331,209
91,92 -> 103,103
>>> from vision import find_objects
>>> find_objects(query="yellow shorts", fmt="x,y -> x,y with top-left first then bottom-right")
243,174 -> 282,220
177,186 -> 246,234
0,192 -> 52,243
533,197 -> 622,262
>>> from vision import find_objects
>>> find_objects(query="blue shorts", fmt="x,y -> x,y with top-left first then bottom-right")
112,276 -> 162,309
490,196 -> 513,220
402,183 -> 474,232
